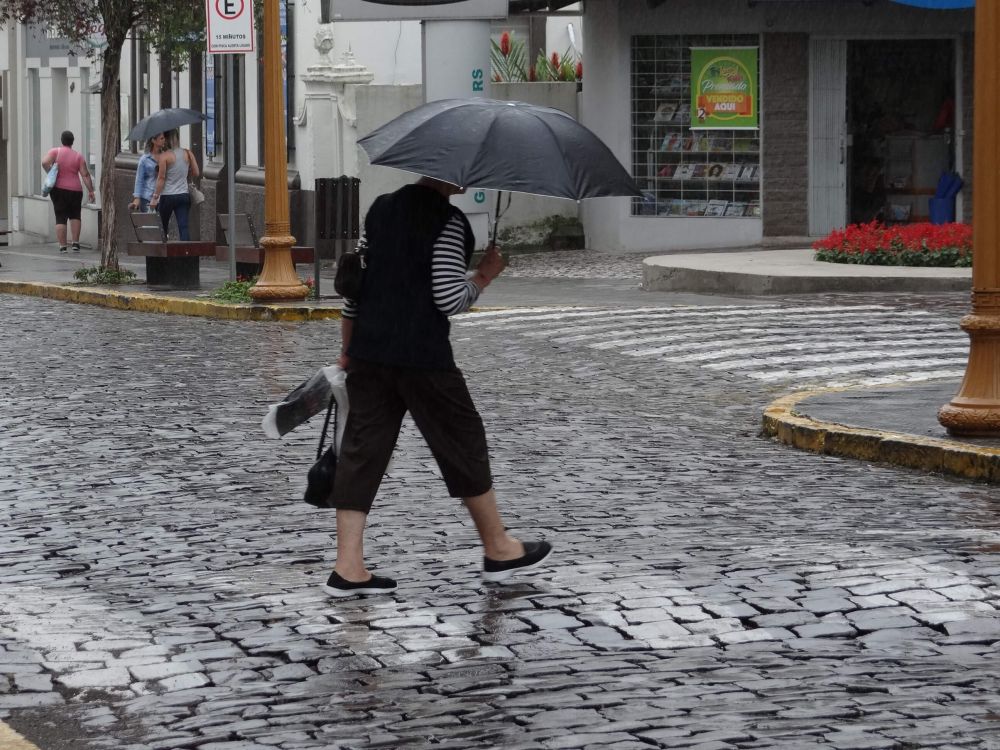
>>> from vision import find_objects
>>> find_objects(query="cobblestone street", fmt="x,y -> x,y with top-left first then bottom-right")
2,285 -> 999,750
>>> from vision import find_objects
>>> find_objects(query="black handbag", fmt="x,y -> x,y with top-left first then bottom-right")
303,395 -> 338,508
334,241 -> 366,300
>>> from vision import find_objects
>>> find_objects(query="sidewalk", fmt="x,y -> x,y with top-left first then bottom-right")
2,238 -> 997,484
643,246 -> 971,294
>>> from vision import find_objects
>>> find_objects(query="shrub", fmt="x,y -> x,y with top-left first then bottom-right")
209,275 -> 313,303
491,30 -> 582,83
73,266 -> 137,285
491,31 -> 528,82
210,276 -> 257,303
813,221 -> 972,268
533,48 -> 581,82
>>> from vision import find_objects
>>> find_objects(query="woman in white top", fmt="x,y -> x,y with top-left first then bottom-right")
149,130 -> 200,240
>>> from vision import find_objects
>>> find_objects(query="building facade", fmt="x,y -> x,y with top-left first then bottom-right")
0,3 -> 584,254
581,0 -> 974,252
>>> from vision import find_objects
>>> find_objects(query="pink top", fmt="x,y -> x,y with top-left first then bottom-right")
46,147 -> 86,192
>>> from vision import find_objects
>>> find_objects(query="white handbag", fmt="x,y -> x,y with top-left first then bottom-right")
188,182 -> 205,205
42,148 -> 60,197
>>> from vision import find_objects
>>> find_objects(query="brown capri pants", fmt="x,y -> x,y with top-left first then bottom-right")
329,358 -> 493,513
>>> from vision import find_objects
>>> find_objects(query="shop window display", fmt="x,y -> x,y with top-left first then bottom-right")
847,39 -> 956,225
631,34 -> 760,218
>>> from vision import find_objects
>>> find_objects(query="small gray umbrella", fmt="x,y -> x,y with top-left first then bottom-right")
127,108 -> 207,143
358,98 -> 641,243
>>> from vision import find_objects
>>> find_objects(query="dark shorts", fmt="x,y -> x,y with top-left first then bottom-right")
330,359 -> 493,513
50,187 -> 83,224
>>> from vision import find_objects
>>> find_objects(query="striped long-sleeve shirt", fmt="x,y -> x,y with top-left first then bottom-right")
342,213 -> 480,319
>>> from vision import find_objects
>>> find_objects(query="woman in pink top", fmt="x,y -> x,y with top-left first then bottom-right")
41,131 -> 96,253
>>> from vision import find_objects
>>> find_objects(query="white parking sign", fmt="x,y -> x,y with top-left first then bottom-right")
206,0 -> 255,54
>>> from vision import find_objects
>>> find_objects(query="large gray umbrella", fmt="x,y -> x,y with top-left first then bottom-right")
358,98 -> 641,242
127,108 -> 206,143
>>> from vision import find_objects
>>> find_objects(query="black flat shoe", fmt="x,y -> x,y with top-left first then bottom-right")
323,570 -> 397,597
483,540 -> 553,583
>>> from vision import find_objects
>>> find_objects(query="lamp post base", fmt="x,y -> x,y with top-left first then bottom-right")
249,232 -> 309,301
938,312 -> 1000,437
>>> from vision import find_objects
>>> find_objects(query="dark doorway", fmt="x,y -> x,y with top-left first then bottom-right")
846,39 -> 955,224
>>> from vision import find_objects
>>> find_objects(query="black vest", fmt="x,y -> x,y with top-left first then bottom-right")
347,184 -> 475,370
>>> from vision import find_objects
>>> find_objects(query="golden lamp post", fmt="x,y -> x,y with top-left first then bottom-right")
249,0 -> 309,302
938,1 -> 1000,436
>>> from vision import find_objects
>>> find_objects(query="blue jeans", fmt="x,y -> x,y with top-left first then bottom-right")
158,193 -> 192,240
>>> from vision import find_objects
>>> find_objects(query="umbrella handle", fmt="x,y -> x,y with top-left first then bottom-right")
491,191 -> 503,248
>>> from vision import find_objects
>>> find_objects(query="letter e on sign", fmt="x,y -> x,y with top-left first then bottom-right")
217,0 -> 243,19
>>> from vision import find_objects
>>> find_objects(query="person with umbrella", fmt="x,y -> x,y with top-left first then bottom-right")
324,175 -> 553,597
149,130 -> 200,240
126,108 -> 205,232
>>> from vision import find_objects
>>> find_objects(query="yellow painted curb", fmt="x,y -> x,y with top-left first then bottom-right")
762,387 -> 1000,483
0,281 -> 342,322
0,722 -> 41,750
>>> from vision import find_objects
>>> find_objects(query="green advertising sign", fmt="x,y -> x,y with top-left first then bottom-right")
690,47 -> 759,130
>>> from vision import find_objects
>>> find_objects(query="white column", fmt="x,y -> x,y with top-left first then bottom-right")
422,19 -> 493,248
38,67 -> 55,162
297,38 -> 373,188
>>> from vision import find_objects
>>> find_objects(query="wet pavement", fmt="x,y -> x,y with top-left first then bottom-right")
2,267 -> 1000,749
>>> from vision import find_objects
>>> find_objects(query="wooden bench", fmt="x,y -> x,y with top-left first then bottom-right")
126,213 -> 216,289
214,213 -> 315,277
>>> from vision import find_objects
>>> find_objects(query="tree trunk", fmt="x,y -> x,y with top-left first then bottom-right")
99,44 -> 122,270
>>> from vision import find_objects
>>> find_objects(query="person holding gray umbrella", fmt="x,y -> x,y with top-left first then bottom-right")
324,175 -> 552,597
319,98 -> 638,596
149,130 -> 200,240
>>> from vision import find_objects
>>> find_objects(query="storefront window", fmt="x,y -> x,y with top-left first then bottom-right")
631,34 -> 760,218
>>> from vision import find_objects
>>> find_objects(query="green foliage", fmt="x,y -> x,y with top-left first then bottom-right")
533,47 -> 580,83
210,277 -> 258,304
0,0 -> 205,65
490,31 -> 528,83
814,247 -> 971,268
73,266 -> 137,285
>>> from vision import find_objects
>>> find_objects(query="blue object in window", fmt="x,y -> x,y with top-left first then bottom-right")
889,0 -> 974,8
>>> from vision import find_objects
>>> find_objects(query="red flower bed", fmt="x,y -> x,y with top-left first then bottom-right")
813,221 -> 972,267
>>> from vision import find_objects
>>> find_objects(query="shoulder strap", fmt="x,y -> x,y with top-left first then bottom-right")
316,395 -> 338,459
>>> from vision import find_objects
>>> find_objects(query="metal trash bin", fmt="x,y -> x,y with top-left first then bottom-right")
314,176 -> 360,298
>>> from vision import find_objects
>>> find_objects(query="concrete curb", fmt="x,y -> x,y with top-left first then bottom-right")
0,281 -> 343,322
0,722 -> 40,750
762,388 -> 1000,484
643,264 -> 972,295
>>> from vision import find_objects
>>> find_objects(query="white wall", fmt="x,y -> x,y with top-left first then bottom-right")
546,11 -> 583,61
295,8 -> 423,87
354,84 -> 425,212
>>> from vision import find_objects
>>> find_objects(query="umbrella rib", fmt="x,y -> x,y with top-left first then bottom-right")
462,110 -> 507,189
532,114 -> 580,199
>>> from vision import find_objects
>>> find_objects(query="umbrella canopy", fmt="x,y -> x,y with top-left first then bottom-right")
358,98 -> 642,201
127,108 -> 207,143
